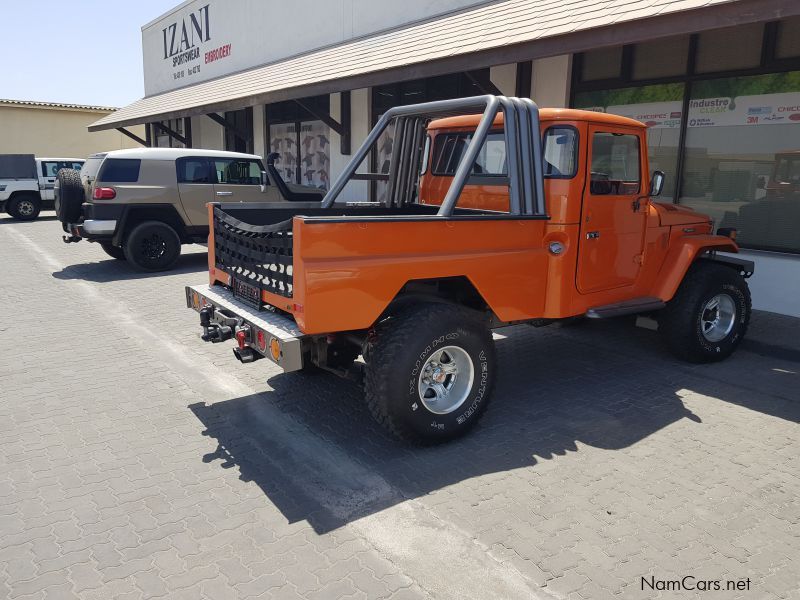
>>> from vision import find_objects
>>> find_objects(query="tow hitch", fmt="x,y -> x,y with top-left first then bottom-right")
199,306 -> 233,343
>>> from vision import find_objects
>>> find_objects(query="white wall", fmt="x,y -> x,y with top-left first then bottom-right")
531,55 -> 572,107
253,107 -> 265,159
490,64 -> 517,96
190,114 -> 224,149
329,88 -> 371,203
143,0 -> 492,96
734,250 -> 800,317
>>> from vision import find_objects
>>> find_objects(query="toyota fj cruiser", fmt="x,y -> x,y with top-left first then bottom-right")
185,95 -> 753,442
55,148 -> 323,271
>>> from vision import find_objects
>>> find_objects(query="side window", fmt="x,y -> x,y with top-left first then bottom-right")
97,159 -> 141,183
213,159 -> 263,185
42,162 -> 57,177
542,127 -> 578,178
177,158 -> 211,183
590,133 -> 641,195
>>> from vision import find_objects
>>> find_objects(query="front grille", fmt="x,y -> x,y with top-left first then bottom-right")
212,207 -> 294,298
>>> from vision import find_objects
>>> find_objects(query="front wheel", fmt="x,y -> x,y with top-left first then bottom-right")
659,262 -> 751,363
365,303 -> 496,443
123,221 -> 181,272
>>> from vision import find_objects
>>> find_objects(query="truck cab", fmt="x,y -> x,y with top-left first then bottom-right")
184,95 -> 753,443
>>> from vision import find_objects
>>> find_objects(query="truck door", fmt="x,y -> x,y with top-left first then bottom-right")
577,127 -> 648,293
211,158 -> 271,204
176,157 -> 216,226
40,161 -> 60,201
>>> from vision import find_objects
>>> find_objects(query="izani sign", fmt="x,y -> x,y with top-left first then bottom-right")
159,4 -> 232,86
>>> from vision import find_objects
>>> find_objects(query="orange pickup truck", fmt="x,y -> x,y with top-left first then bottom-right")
186,95 -> 753,442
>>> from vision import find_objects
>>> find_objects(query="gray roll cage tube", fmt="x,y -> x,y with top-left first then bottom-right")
320,95 -> 546,217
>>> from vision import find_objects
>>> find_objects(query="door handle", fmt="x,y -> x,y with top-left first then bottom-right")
586,231 -> 600,239
216,191 -> 233,196
632,198 -> 641,212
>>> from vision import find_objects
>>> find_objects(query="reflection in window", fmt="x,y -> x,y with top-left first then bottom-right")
574,83 -> 683,198
591,133 -> 640,196
212,159 -> 262,185
679,72 -> 800,253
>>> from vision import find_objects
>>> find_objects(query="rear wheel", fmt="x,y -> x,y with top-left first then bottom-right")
7,194 -> 41,221
365,303 -> 496,443
100,243 -> 125,260
659,262 -> 751,363
123,221 -> 181,272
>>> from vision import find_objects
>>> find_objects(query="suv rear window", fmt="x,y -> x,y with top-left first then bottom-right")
97,159 -> 141,183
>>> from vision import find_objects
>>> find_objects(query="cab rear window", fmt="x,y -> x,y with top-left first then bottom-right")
97,159 -> 141,183
430,128 -> 578,179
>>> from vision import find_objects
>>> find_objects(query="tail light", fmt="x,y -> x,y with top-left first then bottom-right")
93,187 -> 116,200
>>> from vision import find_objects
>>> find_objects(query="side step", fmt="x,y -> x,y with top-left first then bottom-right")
586,297 -> 666,319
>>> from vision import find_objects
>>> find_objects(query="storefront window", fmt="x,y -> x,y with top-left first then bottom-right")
267,96 -> 331,190
695,23 -> 763,74
574,83 -> 684,198
679,72 -> 800,253
224,108 -> 253,154
776,17 -> 800,59
154,119 -> 185,148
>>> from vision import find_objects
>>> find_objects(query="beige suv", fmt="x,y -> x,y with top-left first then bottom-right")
56,148 -> 323,271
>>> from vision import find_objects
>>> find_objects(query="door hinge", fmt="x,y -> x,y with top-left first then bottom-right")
634,254 -> 644,265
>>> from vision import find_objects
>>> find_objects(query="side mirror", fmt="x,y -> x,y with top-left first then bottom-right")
260,170 -> 268,193
649,170 -> 665,196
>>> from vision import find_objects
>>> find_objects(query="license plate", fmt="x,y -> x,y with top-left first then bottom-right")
232,278 -> 262,310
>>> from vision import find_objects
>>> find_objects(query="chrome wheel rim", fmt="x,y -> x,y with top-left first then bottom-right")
418,346 -> 474,415
700,293 -> 736,343
18,200 -> 35,216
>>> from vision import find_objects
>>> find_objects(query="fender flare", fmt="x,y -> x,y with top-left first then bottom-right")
652,236 -> 742,302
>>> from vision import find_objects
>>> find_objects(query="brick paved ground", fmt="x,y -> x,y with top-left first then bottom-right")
0,212 -> 798,600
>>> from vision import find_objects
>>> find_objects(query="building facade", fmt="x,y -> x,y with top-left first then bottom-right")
91,0 -> 800,316
0,100 -> 146,157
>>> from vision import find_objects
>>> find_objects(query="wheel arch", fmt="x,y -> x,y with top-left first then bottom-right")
8,190 -> 42,202
380,276 -> 493,322
114,204 -> 188,245
652,237 -> 742,302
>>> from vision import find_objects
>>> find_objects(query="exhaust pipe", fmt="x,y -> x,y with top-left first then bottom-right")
232,347 -> 262,364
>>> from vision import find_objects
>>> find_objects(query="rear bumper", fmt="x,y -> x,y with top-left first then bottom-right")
83,219 -> 117,235
186,283 -> 304,372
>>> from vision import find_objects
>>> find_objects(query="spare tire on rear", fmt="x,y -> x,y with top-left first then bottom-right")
54,168 -> 84,223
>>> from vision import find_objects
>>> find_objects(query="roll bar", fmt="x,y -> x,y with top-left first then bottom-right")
320,95 -> 545,216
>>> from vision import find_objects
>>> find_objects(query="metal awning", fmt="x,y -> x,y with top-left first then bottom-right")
90,0 -> 790,132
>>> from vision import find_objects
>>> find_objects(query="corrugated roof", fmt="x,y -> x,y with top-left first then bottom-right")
89,0 -> 760,131
1,99 -> 118,112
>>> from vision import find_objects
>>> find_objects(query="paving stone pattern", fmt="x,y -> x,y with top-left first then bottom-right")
0,213 -> 798,599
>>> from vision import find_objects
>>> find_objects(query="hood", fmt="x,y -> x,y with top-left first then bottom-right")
651,202 -> 712,227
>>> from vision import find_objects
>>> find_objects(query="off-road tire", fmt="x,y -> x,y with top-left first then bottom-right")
659,262 -> 751,363
54,168 -> 83,223
123,221 -> 181,272
100,243 -> 125,260
7,194 -> 41,221
365,303 -> 496,443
